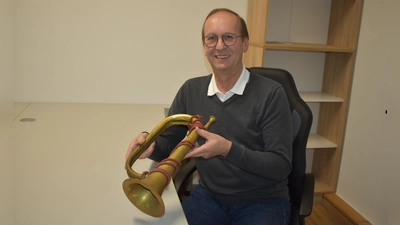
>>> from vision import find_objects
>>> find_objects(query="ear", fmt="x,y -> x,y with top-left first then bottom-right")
242,37 -> 249,53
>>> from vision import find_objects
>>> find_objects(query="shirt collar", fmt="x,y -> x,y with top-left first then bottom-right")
207,65 -> 250,97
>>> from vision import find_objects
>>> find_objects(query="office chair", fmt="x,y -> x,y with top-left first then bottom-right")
173,67 -> 314,225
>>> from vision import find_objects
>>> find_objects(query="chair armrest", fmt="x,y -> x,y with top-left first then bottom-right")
299,173 -> 315,217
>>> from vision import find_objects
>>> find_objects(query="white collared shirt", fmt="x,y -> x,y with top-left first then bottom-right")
207,65 -> 250,102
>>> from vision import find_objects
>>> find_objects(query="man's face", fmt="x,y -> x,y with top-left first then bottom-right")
203,11 -> 249,75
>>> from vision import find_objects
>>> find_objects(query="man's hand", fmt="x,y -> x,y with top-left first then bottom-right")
184,127 -> 232,159
125,132 -> 156,166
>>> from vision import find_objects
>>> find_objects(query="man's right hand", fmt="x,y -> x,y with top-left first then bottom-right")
125,132 -> 156,166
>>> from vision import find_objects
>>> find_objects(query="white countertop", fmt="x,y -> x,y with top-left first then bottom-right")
13,102 -> 187,225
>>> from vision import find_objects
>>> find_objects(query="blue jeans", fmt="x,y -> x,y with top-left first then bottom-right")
182,185 -> 291,225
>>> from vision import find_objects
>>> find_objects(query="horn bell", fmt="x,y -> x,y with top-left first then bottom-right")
123,115 -> 216,217
123,172 -> 166,217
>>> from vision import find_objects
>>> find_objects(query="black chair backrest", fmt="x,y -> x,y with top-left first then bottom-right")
249,67 -> 313,208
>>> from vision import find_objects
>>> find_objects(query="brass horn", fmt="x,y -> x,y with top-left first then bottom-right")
123,114 -> 216,217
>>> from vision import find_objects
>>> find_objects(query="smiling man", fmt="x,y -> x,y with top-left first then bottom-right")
126,8 -> 293,225
201,9 -> 249,94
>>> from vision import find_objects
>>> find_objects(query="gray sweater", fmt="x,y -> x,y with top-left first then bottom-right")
150,70 -> 292,204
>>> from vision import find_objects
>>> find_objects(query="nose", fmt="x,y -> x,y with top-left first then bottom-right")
215,37 -> 226,50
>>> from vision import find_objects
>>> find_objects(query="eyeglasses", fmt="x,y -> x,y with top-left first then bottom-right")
203,33 -> 244,48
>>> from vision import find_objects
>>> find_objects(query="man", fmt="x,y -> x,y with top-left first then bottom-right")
126,8 -> 292,225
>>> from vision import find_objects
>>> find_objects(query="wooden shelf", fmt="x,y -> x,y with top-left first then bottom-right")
307,133 -> 337,149
245,0 -> 363,206
315,180 -> 335,194
300,92 -> 344,103
249,42 -> 356,53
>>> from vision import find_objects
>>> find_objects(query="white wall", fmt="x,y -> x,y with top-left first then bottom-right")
0,0 -> 14,224
337,0 -> 400,224
13,0 -> 247,104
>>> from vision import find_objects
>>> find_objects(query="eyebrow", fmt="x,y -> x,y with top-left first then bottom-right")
204,32 -> 236,37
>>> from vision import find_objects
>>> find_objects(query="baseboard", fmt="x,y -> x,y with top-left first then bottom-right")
324,193 -> 372,225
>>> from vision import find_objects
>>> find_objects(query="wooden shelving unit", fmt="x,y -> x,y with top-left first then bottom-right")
263,42 -> 355,53
244,0 -> 363,195
300,92 -> 343,103
307,134 -> 337,150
